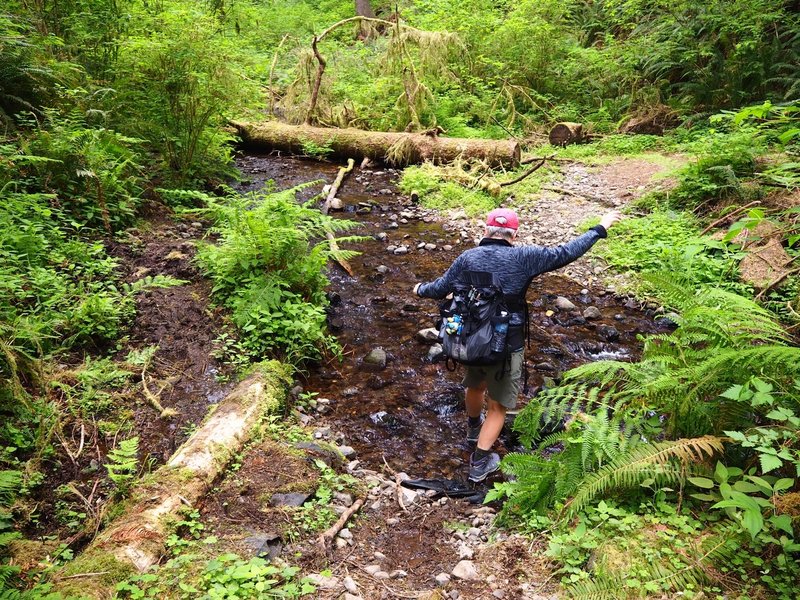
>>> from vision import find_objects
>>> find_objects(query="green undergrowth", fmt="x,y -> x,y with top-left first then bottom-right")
116,509 -> 315,599
196,184 -> 361,365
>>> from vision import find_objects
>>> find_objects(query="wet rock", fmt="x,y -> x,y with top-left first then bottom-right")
269,492 -> 311,507
424,243 -> 437,251
443,244 -> 453,251
294,440 -> 341,467
374,551 -> 387,561
597,324 -> 620,342
435,573 -> 451,586
244,532 -> 282,560
335,537 -> 348,549
554,296 -> 577,311
624,298 -> 639,310
367,375 -> 393,390
457,543 -> 474,559
338,445 -> 356,458
452,560 -> 479,581
343,577 -> 358,594
375,231 -> 388,241
337,528 -> 353,540
373,571 -> 390,580
387,222 -> 399,229
362,348 -> 387,371
583,306 -> 601,320
330,197 -> 344,210
401,487 -> 419,505
534,362 -> 556,372
376,265 -> 389,274
364,565 -> 382,576
394,245 -> 409,255
342,387 -> 359,397
416,328 -> 440,344
427,344 -> 444,362
660,312 -> 680,327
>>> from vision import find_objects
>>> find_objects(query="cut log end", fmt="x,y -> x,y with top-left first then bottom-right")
549,122 -> 584,147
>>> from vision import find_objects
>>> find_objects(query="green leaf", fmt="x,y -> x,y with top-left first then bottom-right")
690,493 -> 717,502
688,477 -> 715,489
724,430 -> 747,442
742,509 -> 764,540
770,514 -> 794,535
759,454 -> 783,474
773,478 -> 795,493
714,462 -> 729,483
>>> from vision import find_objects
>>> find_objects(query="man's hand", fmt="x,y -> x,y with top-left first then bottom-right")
413,283 -> 421,296
600,210 -> 623,230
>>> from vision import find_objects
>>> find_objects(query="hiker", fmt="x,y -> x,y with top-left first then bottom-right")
412,208 -> 623,482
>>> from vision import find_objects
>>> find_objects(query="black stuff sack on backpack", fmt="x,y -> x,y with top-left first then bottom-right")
438,270 -> 513,367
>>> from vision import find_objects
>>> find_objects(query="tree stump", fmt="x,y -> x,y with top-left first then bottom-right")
549,122 -> 584,147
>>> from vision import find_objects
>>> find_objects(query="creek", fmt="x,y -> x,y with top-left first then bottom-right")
235,153 -> 667,482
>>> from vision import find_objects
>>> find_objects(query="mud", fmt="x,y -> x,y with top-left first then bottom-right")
107,212 -> 235,464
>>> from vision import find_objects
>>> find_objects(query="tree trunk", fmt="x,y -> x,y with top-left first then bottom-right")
231,121 -> 521,168
549,122 -> 584,146
53,363 -> 289,599
354,0 -> 376,39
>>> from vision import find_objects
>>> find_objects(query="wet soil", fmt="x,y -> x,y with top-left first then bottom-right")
107,212 -> 235,463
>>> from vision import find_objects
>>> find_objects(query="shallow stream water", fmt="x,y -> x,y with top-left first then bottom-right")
235,153 -> 666,482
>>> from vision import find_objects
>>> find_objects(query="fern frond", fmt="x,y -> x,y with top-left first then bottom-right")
564,436 -> 724,518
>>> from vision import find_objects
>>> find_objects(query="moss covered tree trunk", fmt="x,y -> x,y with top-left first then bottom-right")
231,121 -> 521,168
53,363 -> 288,599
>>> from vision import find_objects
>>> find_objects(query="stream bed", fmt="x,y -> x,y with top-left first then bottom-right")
235,153 -> 667,481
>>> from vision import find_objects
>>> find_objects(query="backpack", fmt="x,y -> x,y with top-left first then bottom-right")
437,270 -> 515,367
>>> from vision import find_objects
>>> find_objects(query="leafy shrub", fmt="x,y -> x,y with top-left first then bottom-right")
598,210 -> 749,295
21,110 -> 144,232
114,3 -> 260,185
197,185 -> 359,363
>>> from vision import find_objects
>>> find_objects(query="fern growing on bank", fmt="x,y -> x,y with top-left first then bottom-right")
197,184 -> 362,364
105,436 -> 139,498
504,274 -> 798,508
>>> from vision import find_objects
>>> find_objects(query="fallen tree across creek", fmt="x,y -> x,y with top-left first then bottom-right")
53,362 -> 290,599
231,120 -> 521,168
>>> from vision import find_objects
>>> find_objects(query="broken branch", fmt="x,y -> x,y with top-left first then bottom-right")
318,497 -> 365,551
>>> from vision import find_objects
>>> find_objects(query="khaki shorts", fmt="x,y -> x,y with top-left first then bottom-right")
461,351 -> 524,409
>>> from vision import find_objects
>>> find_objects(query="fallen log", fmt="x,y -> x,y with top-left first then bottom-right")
231,121 -> 520,168
549,122 -> 584,147
54,362 -> 289,599
322,158 -> 356,277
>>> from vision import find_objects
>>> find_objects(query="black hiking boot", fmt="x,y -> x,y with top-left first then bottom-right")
468,451 -> 500,483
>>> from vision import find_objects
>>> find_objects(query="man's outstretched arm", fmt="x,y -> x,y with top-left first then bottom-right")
521,211 -> 622,275
413,254 -> 467,299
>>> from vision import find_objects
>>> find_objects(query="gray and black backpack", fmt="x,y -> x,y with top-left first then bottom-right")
437,270 -> 522,367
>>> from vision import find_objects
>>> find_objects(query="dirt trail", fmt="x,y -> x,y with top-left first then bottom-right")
193,153 -> 673,600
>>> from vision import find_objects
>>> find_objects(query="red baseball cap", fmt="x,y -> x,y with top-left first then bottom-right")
486,208 -> 519,230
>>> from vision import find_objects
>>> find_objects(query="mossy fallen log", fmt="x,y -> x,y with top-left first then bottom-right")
231,121 -> 521,168
53,362 -> 289,599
